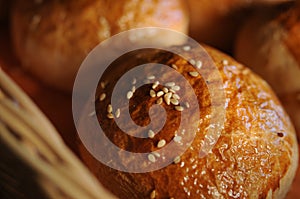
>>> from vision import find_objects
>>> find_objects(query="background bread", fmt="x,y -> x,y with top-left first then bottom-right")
78,44 -> 298,198
10,0 -> 188,91
234,3 -> 300,134
187,0 -> 294,52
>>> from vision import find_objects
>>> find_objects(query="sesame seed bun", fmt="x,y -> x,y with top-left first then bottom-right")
77,44 -> 298,198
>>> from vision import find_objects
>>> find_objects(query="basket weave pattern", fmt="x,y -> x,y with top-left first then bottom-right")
0,68 -> 115,199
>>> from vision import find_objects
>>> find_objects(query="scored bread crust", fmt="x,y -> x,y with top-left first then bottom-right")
77,45 -> 298,198
10,0 -> 188,91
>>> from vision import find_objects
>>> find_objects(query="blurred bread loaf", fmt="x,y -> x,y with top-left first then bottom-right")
11,0 -> 188,91
187,0 -> 294,52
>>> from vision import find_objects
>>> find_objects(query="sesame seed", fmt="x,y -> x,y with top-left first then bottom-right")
100,81 -> 107,89
173,156 -> 181,164
175,106 -> 184,112
173,136 -> 182,142
148,130 -> 155,138
183,45 -> 191,51
157,139 -> 166,148
150,190 -> 156,199
222,60 -> 229,65
156,97 -> 163,105
132,78 -> 137,84
169,89 -> 176,93
164,98 -> 170,105
162,87 -> 169,93
165,92 -> 172,99
172,94 -> 180,100
107,104 -> 113,113
147,75 -> 155,80
107,113 -> 114,119
165,82 -> 175,87
152,81 -> 159,89
189,71 -> 199,77
185,102 -> 190,108
170,98 -> 179,105
152,152 -> 161,158
156,91 -> 164,97
189,59 -> 196,66
99,93 -> 106,101
115,109 -> 120,118
196,60 -> 202,69
171,64 -> 178,70
171,85 -> 180,91
127,91 -> 133,99
148,154 -> 156,163
164,93 -> 172,105
88,111 -> 96,117
131,86 -> 136,93
150,89 -> 156,98
174,130 -> 178,136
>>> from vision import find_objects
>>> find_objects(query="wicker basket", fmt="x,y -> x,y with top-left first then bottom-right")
0,68 -> 115,199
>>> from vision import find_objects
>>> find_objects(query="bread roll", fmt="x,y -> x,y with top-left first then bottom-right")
235,3 -> 300,134
78,45 -> 298,198
187,0 -> 294,52
11,0 -> 188,91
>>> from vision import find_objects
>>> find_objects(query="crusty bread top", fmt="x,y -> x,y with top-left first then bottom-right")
11,0 -> 188,91
78,45 -> 298,198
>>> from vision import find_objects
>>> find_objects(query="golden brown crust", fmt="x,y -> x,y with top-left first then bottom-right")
10,0 -> 188,91
278,91 -> 300,140
78,45 -> 298,198
234,3 -> 300,134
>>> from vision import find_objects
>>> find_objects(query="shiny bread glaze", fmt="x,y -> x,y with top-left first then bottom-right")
78,45 -> 298,198
234,3 -> 300,134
